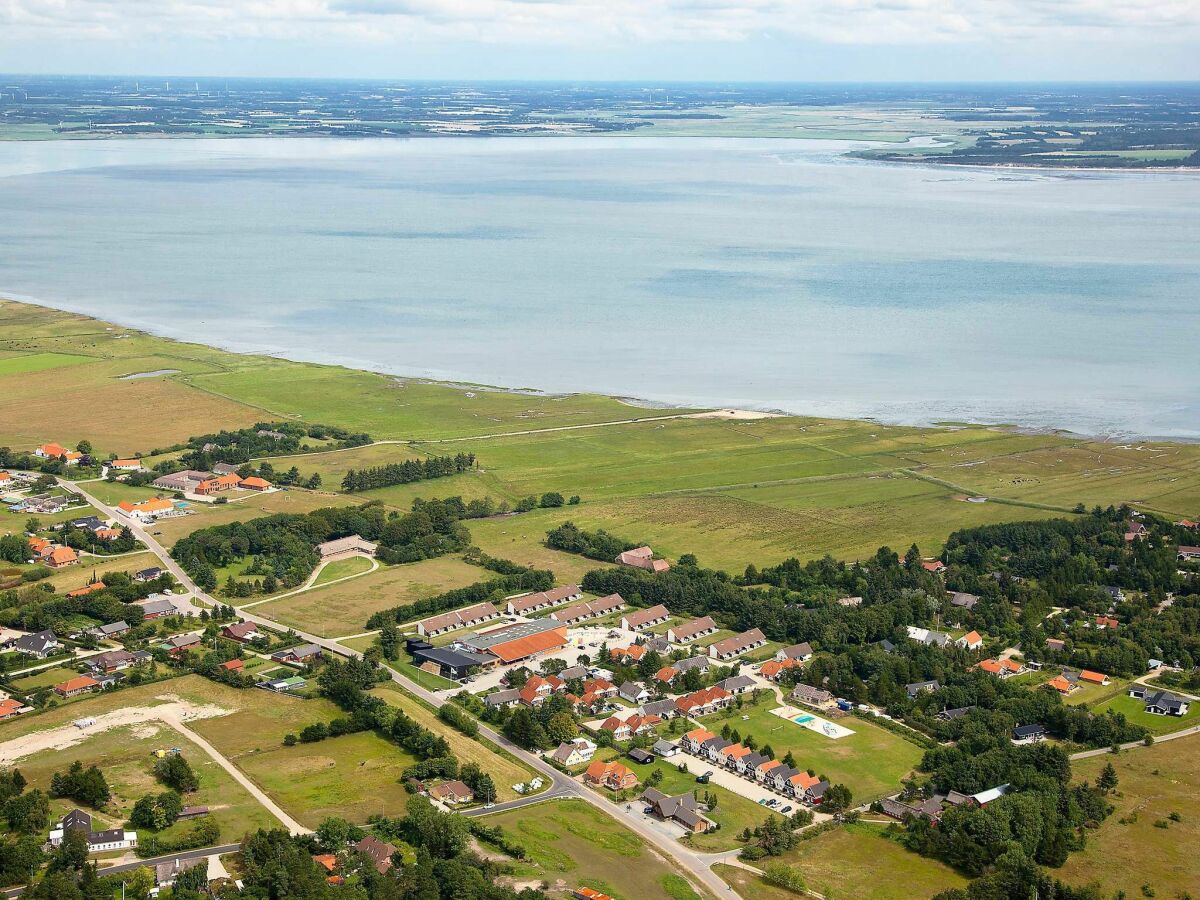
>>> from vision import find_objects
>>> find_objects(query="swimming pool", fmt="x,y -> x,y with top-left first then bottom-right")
793,715 -> 815,724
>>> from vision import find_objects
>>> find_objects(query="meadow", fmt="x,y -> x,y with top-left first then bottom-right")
1090,693 -> 1199,736
482,799 -> 706,900
1058,735 -> 1200,897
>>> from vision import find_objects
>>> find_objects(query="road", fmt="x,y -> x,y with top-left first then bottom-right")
64,477 -> 734,898
1,844 -> 243,898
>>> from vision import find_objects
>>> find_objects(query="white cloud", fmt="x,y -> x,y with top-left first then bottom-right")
2,0 -> 1198,46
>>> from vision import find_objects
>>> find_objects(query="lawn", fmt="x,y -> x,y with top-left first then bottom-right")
1058,734 -> 1200,897
699,698 -> 925,804
370,683 -> 534,801
483,799 -> 707,900
78,479 -> 166,507
626,758 -> 773,852
249,554 -> 486,636
0,351 -> 94,376
36,550 -> 163,594
1063,676 -> 1131,707
9,721 -> 279,844
235,729 -> 417,827
313,555 -> 374,585
10,665 -> 80,691
150,489 -> 364,546
1091,693 -> 1199,736
723,822 -> 969,900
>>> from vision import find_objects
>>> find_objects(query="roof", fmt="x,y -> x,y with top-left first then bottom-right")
623,604 -> 669,628
683,727 -> 714,743
418,602 -> 499,633
960,630 -> 982,645
139,599 -> 176,615
459,617 -> 563,652
219,659 -> 244,670
485,688 -> 521,707
1046,675 -> 1072,693
239,476 -> 271,489
479,625 -> 568,664
316,535 -> 378,556
709,628 -> 766,657
48,546 -> 78,564
355,835 -> 395,874
66,582 -> 107,598
508,584 -> 581,612
428,779 -> 474,801
906,679 -> 940,696
552,594 -> 625,622
779,642 -> 813,659
669,616 -> 717,641
791,683 -> 833,704
55,675 -> 99,693
414,646 -> 493,670
223,621 -> 260,639
717,675 -> 755,692
1013,723 -> 1045,737
280,642 -> 321,659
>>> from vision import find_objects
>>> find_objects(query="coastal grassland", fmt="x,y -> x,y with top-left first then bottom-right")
235,729 -> 417,827
8,721 -> 279,843
700,697 -> 924,804
462,515 -> 609,583
723,822 -> 970,900
313,555 -> 374,584
0,352 -> 94,376
1058,734 -> 1200,897
183,358 -> 665,440
482,798 -> 707,900
369,682 -> 533,801
1089,693 -> 1199,735
244,554 -> 485,636
149,489 -> 364,546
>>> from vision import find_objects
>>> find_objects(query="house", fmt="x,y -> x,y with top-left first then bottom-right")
620,604 -> 670,632
653,666 -> 679,686
49,810 -> 136,853
1124,521 -> 1148,542
272,643 -> 322,664
36,443 -> 83,465
640,698 -> 680,719
1128,686 -> 1190,716
413,647 -> 493,680
582,677 -> 618,699
138,598 -> 176,619
211,463 -> 242,476
1046,675 -> 1074,694
956,631 -> 984,651
193,473 -> 241,495
1094,615 -> 1119,630
618,681 -> 651,704
640,788 -> 713,833
948,592 -> 980,610
789,771 -> 829,802
550,594 -> 625,626
1147,658 -> 1164,672
219,659 -> 244,673
86,621 -> 130,641
238,476 -> 272,492
85,649 -> 139,673
767,765 -> 802,793
316,535 -> 378,560
673,656 -> 710,675
906,626 -> 952,648
260,676 -> 307,693
615,546 -> 670,573
54,675 -> 100,698
675,686 -> 732,716
736,751 -> 769,776
1045,638 -> 1066,652
583,760 -> 638,791
610,644 -> 646,663
629,747 -> 655,765
921,560 -> 947,574
133,567 -> 163,582
652,739 -> 681,758
715,675 -> 755,695
667,616 -> 718,644
484,689 -> 522,710
0,699 -> 27,720
1012,724 -> 1047,744
681,728 -> 714,753
108,458 -> 143,472
354,835 -> 396,875
117,498 -> 180,521
456,619 -> 568,665
937,706 -> 975,721
46,546 -> 79,568
416,602 -> 500,637
1102,586 -> 1125,603
838,596 -> 863,607
550,738 -> 597,767
790,683 -> 835,709
708,628 -> 767,661
776,642 -> 813,663
699,737 -> 732,762
506,584 -> 582,615
1177,546 -> 1200,561
66,582 -> 106,599
906,679 -> 940,698
151,470 -> 213,492
221,621 -> 262,643
876,638 -> 897,654
518,674 -> 565,707
155,857 -> 206,889
428,780 -> 475,805
977,658 -> 1024,678
1079,670 -> 1109,686
12,630 -> 59,658
161,633 -> 201,654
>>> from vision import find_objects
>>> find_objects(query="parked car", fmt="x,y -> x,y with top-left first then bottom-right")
781,805 -> 793,813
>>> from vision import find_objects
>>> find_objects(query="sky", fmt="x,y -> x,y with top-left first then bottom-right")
1,0 -> 1199,81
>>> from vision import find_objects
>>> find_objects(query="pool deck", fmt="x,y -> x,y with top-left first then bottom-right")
770,704 -> 855,739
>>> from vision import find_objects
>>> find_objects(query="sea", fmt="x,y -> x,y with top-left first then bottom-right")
2,136 -> 1197,439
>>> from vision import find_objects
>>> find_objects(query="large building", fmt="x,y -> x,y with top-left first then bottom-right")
666,616 -> 718,644
506,584 -> 582,616
549,594 -> 624,626
416,602 -> 500,637
454,619 -> 568,665
708,628 -> 767,660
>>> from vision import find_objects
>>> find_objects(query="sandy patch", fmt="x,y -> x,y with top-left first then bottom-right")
0,695 -> 231,764
688,408 -> 783,421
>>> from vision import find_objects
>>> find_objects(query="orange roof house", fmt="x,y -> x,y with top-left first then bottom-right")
654,666 -> 678,684
1079,670 -> 1109,686
921,560 -> 948,574
36,443 -> 69,458
486,627 -> 568,664
27,536 -> 51,555
66,582 -> 106,598
610,644 -> 646,662
47,546 -> 79,568
789,771 -> 821,792
239,476 -> 272,491
313,854 -> 337,873
194,473 -> 241,495
0,698 -> 24,719
0,472 -> 11,483
1094,616 -> 1119,630
219,659 -> 245,672
54,675 -> 100,697
1046,675 -> 1073,694
583,760 -> 637,791
119,497 -> 174,518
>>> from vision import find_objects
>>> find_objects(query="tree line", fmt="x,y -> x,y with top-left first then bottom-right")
341,453 -> 476,492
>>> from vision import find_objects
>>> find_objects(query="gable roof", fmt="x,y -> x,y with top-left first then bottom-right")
622,604 -> 669,629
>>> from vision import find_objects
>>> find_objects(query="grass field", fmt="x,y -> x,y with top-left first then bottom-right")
0,352 -> 94,376
699,698 -> 925,804
249,554 -> 486,636
1090,693 -> 1199,735
722,822 -> 969,900
313,555 -> 374,585
483,799 -> 706,900
1058,735 -> 1200,897
150,489 -> 364,546
36,550 -> 163,594
80,479 -> 167,507
10,665 -> 79,691
370,683 -> 533,801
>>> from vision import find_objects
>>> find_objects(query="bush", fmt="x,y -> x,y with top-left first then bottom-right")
762,862 -> 807,894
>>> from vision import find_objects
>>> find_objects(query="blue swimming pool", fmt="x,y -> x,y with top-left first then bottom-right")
793,715 -> 814,724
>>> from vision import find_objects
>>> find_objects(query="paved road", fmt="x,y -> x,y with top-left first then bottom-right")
1,844 -> 242,898
65,478 -> 732,898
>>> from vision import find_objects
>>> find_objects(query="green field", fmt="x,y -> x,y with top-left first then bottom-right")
721,822 -> 969,900
80,479 -> 167,507
482,799 -> 706,900
312,555 -> 374,585
1059,734 -> 1200,897
1090,693 -> 1199,735
10,665 -> 79,691
0,352 -> 95,376
248,554 -> 486,636
698,698 -> 925,804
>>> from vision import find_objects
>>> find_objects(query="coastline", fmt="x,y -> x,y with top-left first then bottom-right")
7,292 -> 1194,445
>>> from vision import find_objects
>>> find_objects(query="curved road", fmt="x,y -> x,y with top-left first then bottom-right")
63,478 -> 733,899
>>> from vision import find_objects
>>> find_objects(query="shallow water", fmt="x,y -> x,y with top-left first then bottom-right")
2,136 -> 1197,438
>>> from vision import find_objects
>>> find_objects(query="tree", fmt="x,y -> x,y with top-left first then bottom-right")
154,755 -> 199,793
75,441 -> 92,456
545,711 -> 579,745
124,865 -> 155,900
4,789 -> 49,833
48,827 -> 89,873
308,473 -> 322,489
317,816 -> 363,851
540,492 -> 565,508
823,783 -> 853,812
1097,762 -> 1119,793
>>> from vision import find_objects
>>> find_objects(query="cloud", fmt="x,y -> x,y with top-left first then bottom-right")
2,0 -> 1198,47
